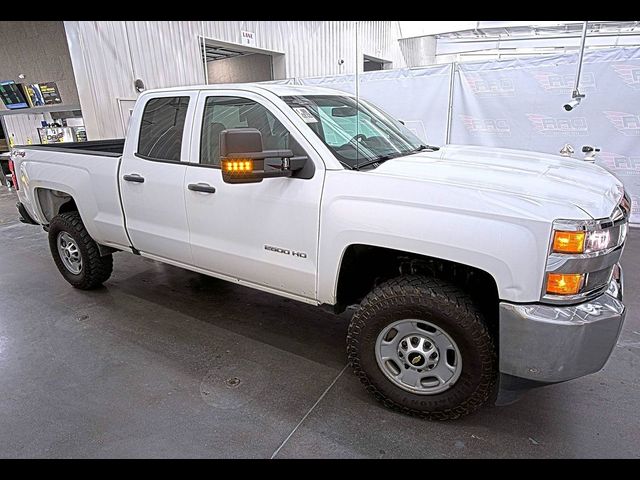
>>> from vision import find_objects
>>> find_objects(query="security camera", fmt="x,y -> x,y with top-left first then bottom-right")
563,97 -> 581,111
563,90 -> 585,111
337,59 -> 345,66
134,79 -> 146,93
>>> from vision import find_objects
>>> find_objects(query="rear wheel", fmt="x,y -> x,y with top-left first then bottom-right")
48,211 -> 113,289
347,275 -> 497,420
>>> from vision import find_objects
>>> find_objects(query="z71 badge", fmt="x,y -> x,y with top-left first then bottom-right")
264,245 -> 307,258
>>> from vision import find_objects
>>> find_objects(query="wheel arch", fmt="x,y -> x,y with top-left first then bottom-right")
34,187 -> 79,224
333,244 -> 500,338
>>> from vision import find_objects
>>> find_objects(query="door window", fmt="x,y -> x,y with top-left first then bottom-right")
200,96 -> 297,166
137,96 -> 190,161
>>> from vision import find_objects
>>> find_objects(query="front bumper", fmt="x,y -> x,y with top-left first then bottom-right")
495,265 -> 625,404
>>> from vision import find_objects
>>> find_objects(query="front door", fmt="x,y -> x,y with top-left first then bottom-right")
184,91 -> 324,300
119,91 -> 198,265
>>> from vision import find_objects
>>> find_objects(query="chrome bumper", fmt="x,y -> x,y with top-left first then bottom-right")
499,265 -> 625,384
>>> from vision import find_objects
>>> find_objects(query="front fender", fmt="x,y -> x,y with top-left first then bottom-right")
317,172 -> 557,305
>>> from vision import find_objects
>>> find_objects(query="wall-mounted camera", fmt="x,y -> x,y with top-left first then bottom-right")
134,79 -> 146,93
582,145 -> 600,163
563,97 -> 582,111
563,89 -> 585,111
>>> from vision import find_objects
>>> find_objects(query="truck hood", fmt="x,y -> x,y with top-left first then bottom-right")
370,144 -> 624,220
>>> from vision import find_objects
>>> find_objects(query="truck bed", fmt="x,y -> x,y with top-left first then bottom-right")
18,139 -> 125,157
12,142 -> 130,250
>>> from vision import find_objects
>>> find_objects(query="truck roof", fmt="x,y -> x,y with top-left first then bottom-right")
145,83 -> 350,98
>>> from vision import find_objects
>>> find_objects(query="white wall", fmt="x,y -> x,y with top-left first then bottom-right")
2,114 -> 46,145
64,21 -> 407,140
398,21 -> 578,38
398,36 -> 437,67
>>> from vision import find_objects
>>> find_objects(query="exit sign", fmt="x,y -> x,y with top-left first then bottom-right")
240,30 -> 255,46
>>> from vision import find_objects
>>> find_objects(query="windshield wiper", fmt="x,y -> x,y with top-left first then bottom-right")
338,159 -> 356,170
353,152 -> 405,170
353,144 -> 440,170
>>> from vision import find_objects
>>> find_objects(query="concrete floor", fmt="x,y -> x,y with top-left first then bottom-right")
0,185 -> 638,458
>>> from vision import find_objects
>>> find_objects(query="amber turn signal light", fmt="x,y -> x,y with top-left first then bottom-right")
222,159 -> 253,173
552,231 -> 585,254
546,273 -> 584,295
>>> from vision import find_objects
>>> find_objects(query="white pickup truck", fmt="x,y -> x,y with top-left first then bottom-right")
9,84 -> 629,420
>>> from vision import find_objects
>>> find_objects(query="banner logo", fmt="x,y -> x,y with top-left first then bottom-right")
628,194 -> 640,216
526,114 -> 588,136
597,151 -> 640,176
462,73 -> 515,97
460,115 -> 511,136
603,111 -> 640,136
534,72 -> 596,94
611,64 -> 640,90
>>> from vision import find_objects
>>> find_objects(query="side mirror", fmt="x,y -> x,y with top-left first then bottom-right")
219,128 -> 307,184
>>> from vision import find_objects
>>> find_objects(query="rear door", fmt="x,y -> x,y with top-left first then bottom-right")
119,91 -> 198,264
184,90 -> 325,300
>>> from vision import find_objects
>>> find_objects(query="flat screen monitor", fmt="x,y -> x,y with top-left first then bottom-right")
0,81 -> 29,110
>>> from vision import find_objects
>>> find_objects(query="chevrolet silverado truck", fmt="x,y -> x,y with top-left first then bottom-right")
9,84 -> 630,420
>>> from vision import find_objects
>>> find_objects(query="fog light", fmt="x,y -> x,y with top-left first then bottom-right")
546,273 -> 584,295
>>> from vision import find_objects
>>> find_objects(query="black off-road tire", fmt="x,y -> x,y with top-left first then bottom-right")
347,275 -> 497,420
48,211 -> 113,290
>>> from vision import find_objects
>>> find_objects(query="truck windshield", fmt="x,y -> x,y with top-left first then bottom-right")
281,95 -> 436,170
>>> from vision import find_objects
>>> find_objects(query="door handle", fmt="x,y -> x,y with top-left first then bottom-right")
188,183 -> 216,194
123,174 -> 145,183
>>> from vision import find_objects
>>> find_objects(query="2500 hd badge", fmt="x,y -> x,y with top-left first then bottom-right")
264,244 -> 308,258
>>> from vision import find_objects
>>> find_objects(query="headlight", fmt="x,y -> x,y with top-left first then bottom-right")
552,228 -> 617,254
584,229 -> 613,252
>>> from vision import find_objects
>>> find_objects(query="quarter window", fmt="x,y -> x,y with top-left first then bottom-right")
138,96 -> 190,162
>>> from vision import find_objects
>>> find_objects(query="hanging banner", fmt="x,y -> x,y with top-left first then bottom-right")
37,82 -> 62,105
23,82 -> 62,107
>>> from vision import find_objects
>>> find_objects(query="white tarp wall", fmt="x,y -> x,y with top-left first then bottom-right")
300,65 -> 452,146
451,47 -> 640,225
299,47 -> 640,224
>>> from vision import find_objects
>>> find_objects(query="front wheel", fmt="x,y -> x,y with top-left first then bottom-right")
48,211 -> 113,289
347,275 -> 497,420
